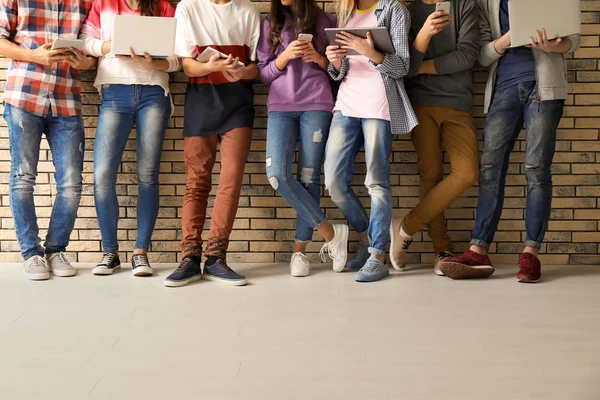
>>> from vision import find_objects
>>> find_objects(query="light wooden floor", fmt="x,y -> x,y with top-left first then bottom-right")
0,262 -> 599,400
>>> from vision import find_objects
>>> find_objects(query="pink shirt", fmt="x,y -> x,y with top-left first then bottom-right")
334,5 -> 390,121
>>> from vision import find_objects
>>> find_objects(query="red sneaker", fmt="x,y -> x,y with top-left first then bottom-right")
438,250 -> 495,279
517,252 -> 541,283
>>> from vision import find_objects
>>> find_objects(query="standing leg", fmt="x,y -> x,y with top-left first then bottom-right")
205,127 -> 252,259
93,86 -> 136,254
517,87 -> 564,283
354,118 -> 393,283
134,86 -> 171,252
180,135 -> 218,259
44,112 -> 85,255
5,104 -> 45,259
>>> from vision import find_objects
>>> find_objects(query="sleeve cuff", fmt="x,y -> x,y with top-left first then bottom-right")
481,41 -> 503,66
166,57 -> 181,73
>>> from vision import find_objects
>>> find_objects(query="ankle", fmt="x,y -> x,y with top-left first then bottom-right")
317,221 -> 335,243
359,235 -> 369,244
469,245 -> 487,256
133,249 -> 147,255
371,254 -> 385,262
523,247 -> 538,257
399,225 -> 413,239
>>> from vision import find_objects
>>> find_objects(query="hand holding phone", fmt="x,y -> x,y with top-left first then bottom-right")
197,47 -> 244,69
297,33 -> 313,43
422,6 -> 452,38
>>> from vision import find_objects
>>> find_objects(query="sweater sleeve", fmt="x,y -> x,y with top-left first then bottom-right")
163,2 -> 181,72
369,2 -> 411,79
478,0 -> 502,67
80,0 -> 105,57
256,18 -> 284,85
432,0 -> 479,75
406,9 -> 424,79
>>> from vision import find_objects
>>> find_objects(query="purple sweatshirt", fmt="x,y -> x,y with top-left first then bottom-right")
257,12 -> 335,113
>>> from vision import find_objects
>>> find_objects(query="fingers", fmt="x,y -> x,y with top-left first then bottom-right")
143,52 -> 152,60
209,53 -> 221,63
541,28 -> 548,45
41,43 -> 53,50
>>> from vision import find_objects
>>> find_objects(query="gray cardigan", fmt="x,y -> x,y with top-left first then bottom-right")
478,0 -> 581,114
328,0 -> 418,135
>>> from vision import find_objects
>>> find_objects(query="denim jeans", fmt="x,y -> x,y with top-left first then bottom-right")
471,81 -> 564,249
324,113 -> 393,255
94,85 -> 171,252
266,111 -> 332,242
5,103 -> 84,259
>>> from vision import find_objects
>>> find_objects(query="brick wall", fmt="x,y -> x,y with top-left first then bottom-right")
0,0 -> 599,265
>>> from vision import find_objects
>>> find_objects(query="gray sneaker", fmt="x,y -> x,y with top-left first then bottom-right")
355,257 -> 390,283
345,241 -> 370,270
45,252 -> 77,277
24,255 -> 50,280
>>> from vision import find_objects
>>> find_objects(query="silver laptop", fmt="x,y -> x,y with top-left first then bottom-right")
508,0 -> 581,48
111,15 -> 177,58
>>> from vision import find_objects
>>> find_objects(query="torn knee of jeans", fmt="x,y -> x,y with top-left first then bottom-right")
525,164 -> 543,170
268,176 -> 279,190
295,239 -> 311,244
266,157 -> 272,168
312,129 -> 323,143
300,168 -> 314,185
480,164 -> 493,172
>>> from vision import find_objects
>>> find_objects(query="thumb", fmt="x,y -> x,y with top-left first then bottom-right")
41,43 -> 52,50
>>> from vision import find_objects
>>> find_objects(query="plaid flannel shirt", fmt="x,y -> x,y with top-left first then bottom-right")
329,0 -> 418,135
0,0 -> 93,117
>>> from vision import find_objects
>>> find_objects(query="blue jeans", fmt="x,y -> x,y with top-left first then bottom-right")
471,82 -> 564,249
324,113 -> 393,256
5,103 -> 84,259
266,111 -> 332,242
94,85 -> 171,252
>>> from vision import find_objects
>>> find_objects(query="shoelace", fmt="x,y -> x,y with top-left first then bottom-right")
319,242 -> 335,263
213,259 -> 233,272
293,253 -> 310,268
100,252 -> 116,266
176,258 -> 193,271
32,256 -> 47,269
437,251 -> 453,261
132,254 -> 149,268
53,252 -> 70,264
402,238 -> 413,250
361,259 -> 379,274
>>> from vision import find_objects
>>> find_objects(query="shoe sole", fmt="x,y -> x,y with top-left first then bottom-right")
132,266 -> 153,277
51,269 -> 76,277
25,272 -> 50,280
203,275 -> 248,286
355,272 -> 390,283
332,225 -> 349,273
164,274 -> 202,287
93,265 -> 121,276
517,276 -> 541,283
433,267 -> 445,276
438,262 -> 495,280
389,218 -> 407,271
291,270 -> 310,277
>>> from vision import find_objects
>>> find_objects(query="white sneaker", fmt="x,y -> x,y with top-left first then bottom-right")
320,224 -> 349,273
290,252 -> 310,277
434,251 -> 453,276
24,255 -> 50,280
45,252 -> 77,277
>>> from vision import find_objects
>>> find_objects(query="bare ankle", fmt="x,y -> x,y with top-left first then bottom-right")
469,245 -> 487,256
523,247 -> 538,256
317,221 -> 335,242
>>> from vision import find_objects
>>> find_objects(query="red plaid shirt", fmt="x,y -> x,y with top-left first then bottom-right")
0,0 -> 93,117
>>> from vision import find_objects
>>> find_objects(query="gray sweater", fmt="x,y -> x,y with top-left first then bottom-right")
478,0 -> 581,114
406,0 -> 480,112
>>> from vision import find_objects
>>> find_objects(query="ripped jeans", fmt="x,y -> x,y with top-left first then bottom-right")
5,103 -> 84,259
471,81 -> 564,249
266,111 -> 332,242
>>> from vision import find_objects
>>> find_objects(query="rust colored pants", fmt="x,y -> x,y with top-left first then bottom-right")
402,106 -> 479,254
180,127 -> 252,259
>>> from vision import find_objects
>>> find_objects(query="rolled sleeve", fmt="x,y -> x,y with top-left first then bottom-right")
369,3 -> 411,79
328,57 -> 349,81
0,0 -> 18,40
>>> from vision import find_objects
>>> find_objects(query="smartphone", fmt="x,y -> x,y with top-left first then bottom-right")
297,33 -> 313,43
51,38 -> 85,54
435,1 -> 451,14
196,47 -> 244,68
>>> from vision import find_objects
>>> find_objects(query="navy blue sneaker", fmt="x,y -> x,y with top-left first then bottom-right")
164,257 -> 202,287
204,259 -> 247,286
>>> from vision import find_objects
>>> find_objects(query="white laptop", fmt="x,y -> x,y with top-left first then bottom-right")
111,15 -> 177,58
508,0 -> 581,48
